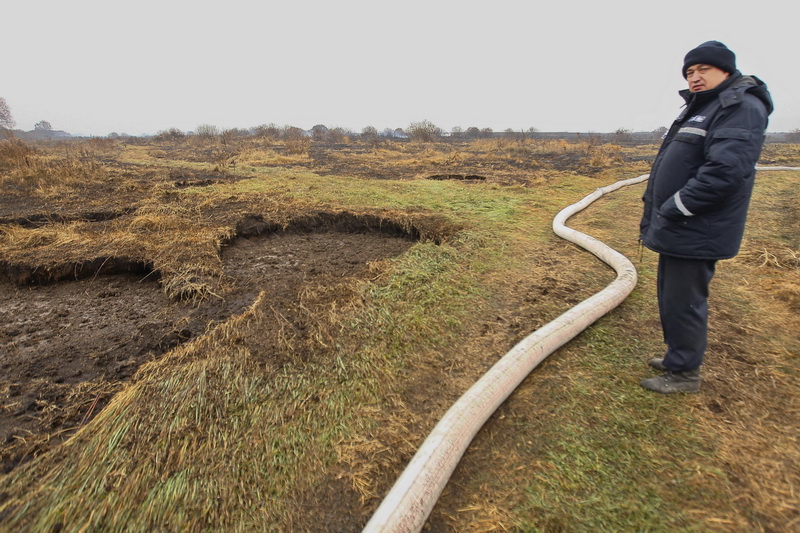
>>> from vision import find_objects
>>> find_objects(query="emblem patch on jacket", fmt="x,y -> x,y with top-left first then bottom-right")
688,115 -> 707,123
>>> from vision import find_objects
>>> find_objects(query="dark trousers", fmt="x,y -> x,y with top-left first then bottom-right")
657,254 -> 717,372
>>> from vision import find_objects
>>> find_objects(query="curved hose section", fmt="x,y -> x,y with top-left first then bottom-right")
756,165 -> 800,171
363,174 -> 650,532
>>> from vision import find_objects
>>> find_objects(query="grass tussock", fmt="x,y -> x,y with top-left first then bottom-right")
0,208 -> 233,300
234,147 -> 311,167
0,138 -> 36,170
0,148 -> 107,194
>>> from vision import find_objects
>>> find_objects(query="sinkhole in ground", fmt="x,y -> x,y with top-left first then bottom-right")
0,212 -> 420,474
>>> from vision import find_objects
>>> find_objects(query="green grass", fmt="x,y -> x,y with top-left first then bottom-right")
501,171 -> 800,531
511,323 -> 730,532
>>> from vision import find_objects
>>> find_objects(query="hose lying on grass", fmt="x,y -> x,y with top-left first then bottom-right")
755,165 -> 800,171
362,174 -> 651,532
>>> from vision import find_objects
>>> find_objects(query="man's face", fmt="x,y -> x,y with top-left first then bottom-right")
685,63 -> 730,93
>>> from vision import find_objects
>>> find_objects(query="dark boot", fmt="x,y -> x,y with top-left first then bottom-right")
648,357 -> 667,371
640,369 -> 701,394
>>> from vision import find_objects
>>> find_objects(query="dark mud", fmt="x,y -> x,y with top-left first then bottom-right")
0,226 -> 415,474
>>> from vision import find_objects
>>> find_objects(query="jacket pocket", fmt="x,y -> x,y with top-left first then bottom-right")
649,213 -> 713,256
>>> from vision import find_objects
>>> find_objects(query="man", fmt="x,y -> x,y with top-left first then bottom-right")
639,41 -> 773,393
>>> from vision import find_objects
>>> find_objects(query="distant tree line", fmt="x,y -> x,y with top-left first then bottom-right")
153,123 -> 403,144
4,96 -> 798,143
150,120 -> 544,145
141,124 -> 800,144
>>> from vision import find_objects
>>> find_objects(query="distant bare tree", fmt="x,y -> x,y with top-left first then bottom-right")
361,125 -> 379,139
154,128 -> 186,141
281,125 -> 306,140
311,124 -> 329,141
195,124 -> 219,138
326,127 -> 352,143
613,128 -> 633,143
252,123 -> 281,140
35,120 -> 52,131
361,126 -> 380,147
407,120 -> 442,142
220,128 -> 239,145
0,97 -> 14,130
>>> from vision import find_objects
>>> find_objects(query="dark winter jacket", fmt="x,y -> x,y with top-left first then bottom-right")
640,71 -> 773,259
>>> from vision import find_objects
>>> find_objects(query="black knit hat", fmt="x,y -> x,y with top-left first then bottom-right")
682,41 -> 736,78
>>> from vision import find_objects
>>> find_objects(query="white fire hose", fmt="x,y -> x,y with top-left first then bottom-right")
362,174 -> 650,532
362,165 -> 800,531
755,165 -> 800,171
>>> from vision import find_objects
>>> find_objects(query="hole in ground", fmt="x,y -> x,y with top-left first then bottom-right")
0,212 -> 423,474
427,174 -> 487,182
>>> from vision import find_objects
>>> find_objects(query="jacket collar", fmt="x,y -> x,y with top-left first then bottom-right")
678,70 -> 774,116
679,70 -> 742,107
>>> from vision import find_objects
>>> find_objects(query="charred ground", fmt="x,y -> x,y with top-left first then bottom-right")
0,135 -> 798,531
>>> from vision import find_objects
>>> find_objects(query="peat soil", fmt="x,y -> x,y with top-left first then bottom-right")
0,227 -> 415,474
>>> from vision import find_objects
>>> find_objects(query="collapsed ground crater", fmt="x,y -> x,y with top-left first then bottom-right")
0,211 -> 421,474
427,174 -> 487,182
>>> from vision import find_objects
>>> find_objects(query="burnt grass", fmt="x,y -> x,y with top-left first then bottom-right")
0,206 -> 417,475
0,137 -> 651,528
0,139 -> 519,477
5,137 -> 796,529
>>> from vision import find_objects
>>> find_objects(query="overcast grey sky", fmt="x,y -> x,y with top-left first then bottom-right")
4,0 -> 798,136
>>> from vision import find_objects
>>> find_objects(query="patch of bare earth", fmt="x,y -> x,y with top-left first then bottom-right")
0,222 -> 415,475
